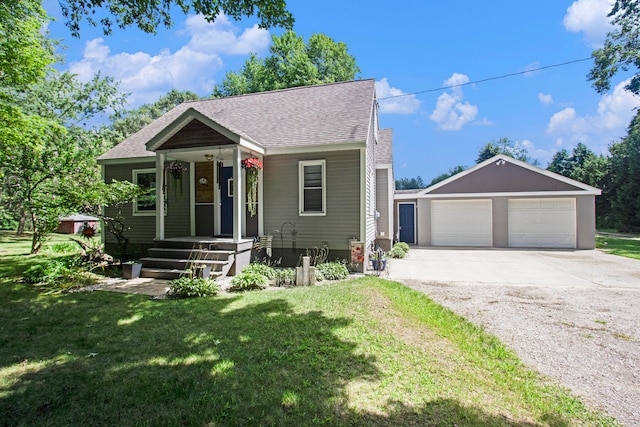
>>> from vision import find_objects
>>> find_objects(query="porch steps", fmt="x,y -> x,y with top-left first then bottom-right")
139,244 -> 236,280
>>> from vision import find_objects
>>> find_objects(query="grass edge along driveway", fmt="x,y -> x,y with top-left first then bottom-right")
0,276 -> 617,426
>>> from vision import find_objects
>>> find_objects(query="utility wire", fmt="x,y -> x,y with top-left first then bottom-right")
378,57 -> 593,100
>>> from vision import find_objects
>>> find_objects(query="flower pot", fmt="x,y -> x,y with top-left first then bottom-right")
122,263 -> 142,279
372,259 -> 386,271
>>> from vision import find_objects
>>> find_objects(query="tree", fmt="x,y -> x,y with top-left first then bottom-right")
429,165 -> 466,186
395,176 -> 426,190
100,89 -> 200,150
547,149 -> 572,176
213,31 -> 360,97
59,0 -> 294,37
476,137 -> 539,165
0,0 -> 56,150
607,110 -> 640,231
0,70 -> 126,252
588,0 -> 640,95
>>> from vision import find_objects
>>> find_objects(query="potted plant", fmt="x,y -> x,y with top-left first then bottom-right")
122,261 -> 142,279
370,248 -> 387,271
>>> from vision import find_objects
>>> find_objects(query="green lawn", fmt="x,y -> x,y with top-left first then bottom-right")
596,234 -> 640,260
0,233 -> 617,426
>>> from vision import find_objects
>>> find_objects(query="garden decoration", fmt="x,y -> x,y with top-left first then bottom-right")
242,157 -> 263,216
168,161 -> 186,179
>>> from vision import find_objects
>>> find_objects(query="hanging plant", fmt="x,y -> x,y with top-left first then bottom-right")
168,161 -> 186,179
241,157 -> 263,216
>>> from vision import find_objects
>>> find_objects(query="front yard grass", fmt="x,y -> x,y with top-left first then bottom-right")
596,234 -> 640,260
0,233 -> 617,426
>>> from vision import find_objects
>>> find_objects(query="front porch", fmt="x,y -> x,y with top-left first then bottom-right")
139,237 -> 255,280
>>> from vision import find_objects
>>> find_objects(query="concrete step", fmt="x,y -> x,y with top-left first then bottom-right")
140,267 -> 223,280
140,257 -> 229,271
147,248 -> 234,261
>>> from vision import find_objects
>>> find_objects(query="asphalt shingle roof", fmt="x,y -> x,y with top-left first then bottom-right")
377,128 -> 393,164
99,79 -> 376,161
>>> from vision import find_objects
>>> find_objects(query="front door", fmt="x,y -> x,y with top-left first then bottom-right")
220,166 -> 234,235
398,203 -> 415,244
195,162 -> 214,236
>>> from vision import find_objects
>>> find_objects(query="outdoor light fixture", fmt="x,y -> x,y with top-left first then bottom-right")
204,154 -> 214,161
496,159 -> 506,166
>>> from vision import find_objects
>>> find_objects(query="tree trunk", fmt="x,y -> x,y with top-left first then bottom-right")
16,208 -> 27,235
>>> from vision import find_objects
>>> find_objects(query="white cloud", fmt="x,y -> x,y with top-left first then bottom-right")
538,92 -> 554,105
473,117 -> 495,127
523,61 -> 541,77
429,73 -> 478,131
546,79 -> 640,151
519,139 -> 556,165
375,78 -> 421,114
68,14 -> 270,106
563,0 -> 615,47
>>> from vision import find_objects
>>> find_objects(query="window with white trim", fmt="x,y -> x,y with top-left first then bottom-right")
133,169 -> 157,216
299,160 -> 326,215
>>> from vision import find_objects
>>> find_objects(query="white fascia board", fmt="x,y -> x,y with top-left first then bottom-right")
420,154 -> 602,195
266,141 -> 365,155
394,190 -> 600,200
239,138 -> 265,155
376,163 -> 393,170
146,108 -> 262,152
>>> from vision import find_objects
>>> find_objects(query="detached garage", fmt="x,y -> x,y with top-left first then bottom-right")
395,155 -> 601,249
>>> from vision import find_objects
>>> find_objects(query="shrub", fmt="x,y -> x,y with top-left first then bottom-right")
229,271 -> 269,292
316,262 -> 349,281
274,268 -> 296,287
168,277 -> 220,298
243,262 -> 276,280
394,242 -> 410,253
22,255 -> 94,293
387,246 -> 406,259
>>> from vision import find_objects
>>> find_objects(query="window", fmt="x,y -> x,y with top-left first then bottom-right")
299,160 -> 326,215
133,169 -> 156,216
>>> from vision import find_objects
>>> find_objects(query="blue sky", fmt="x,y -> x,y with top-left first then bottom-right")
44,0 -> 639,181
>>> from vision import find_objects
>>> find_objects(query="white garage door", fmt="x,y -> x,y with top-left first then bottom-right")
431,200 -> 492,246
508,198 -> 576,248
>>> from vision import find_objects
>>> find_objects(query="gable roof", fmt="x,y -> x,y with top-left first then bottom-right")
376,128 -> 393,166
98,79 -> 376,162
395,154 -> 601,199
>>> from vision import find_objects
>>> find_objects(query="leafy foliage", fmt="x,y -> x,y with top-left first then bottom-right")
229,270 -> 269,292
588,0 -> 640,96
242,262 -> 276,280
167,277 -> 220,299
213,31 -> 360,97
316,262 -> 349,281
273,267 -> 296,287
59,0 -> 294,37
388,242 -> 409,259
476,137 -> 538,165
395,176 -> 426,190
428,165 -> 466,186
22,255 -> 94,293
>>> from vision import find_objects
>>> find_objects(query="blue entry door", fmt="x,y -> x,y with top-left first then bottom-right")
220,167 -> 233,235
398,203 -> 415,244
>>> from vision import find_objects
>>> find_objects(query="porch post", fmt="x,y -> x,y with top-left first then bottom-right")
232,147 -> 242,242
258,164 -> 264,235
156,152 -> 165,240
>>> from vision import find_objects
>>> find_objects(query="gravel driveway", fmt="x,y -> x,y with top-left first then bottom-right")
387,248 -> 640,426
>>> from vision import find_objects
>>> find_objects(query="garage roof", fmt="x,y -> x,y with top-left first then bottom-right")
396,154 -> 602,199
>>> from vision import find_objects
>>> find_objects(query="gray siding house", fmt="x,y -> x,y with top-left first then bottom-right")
394,154 -> 601,249
98,80 -> 393,277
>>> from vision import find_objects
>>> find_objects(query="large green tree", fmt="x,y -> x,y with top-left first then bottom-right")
476,137 -> 539,165
59,0 -> 294,37
588,0 -> 640,95
606,110 -> 640,231
213,31 -> 360,97
0,0 -> 56,150
0,71 -> 126,252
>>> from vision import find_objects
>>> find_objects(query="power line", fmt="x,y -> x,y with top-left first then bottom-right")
378,57 -> 593,100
